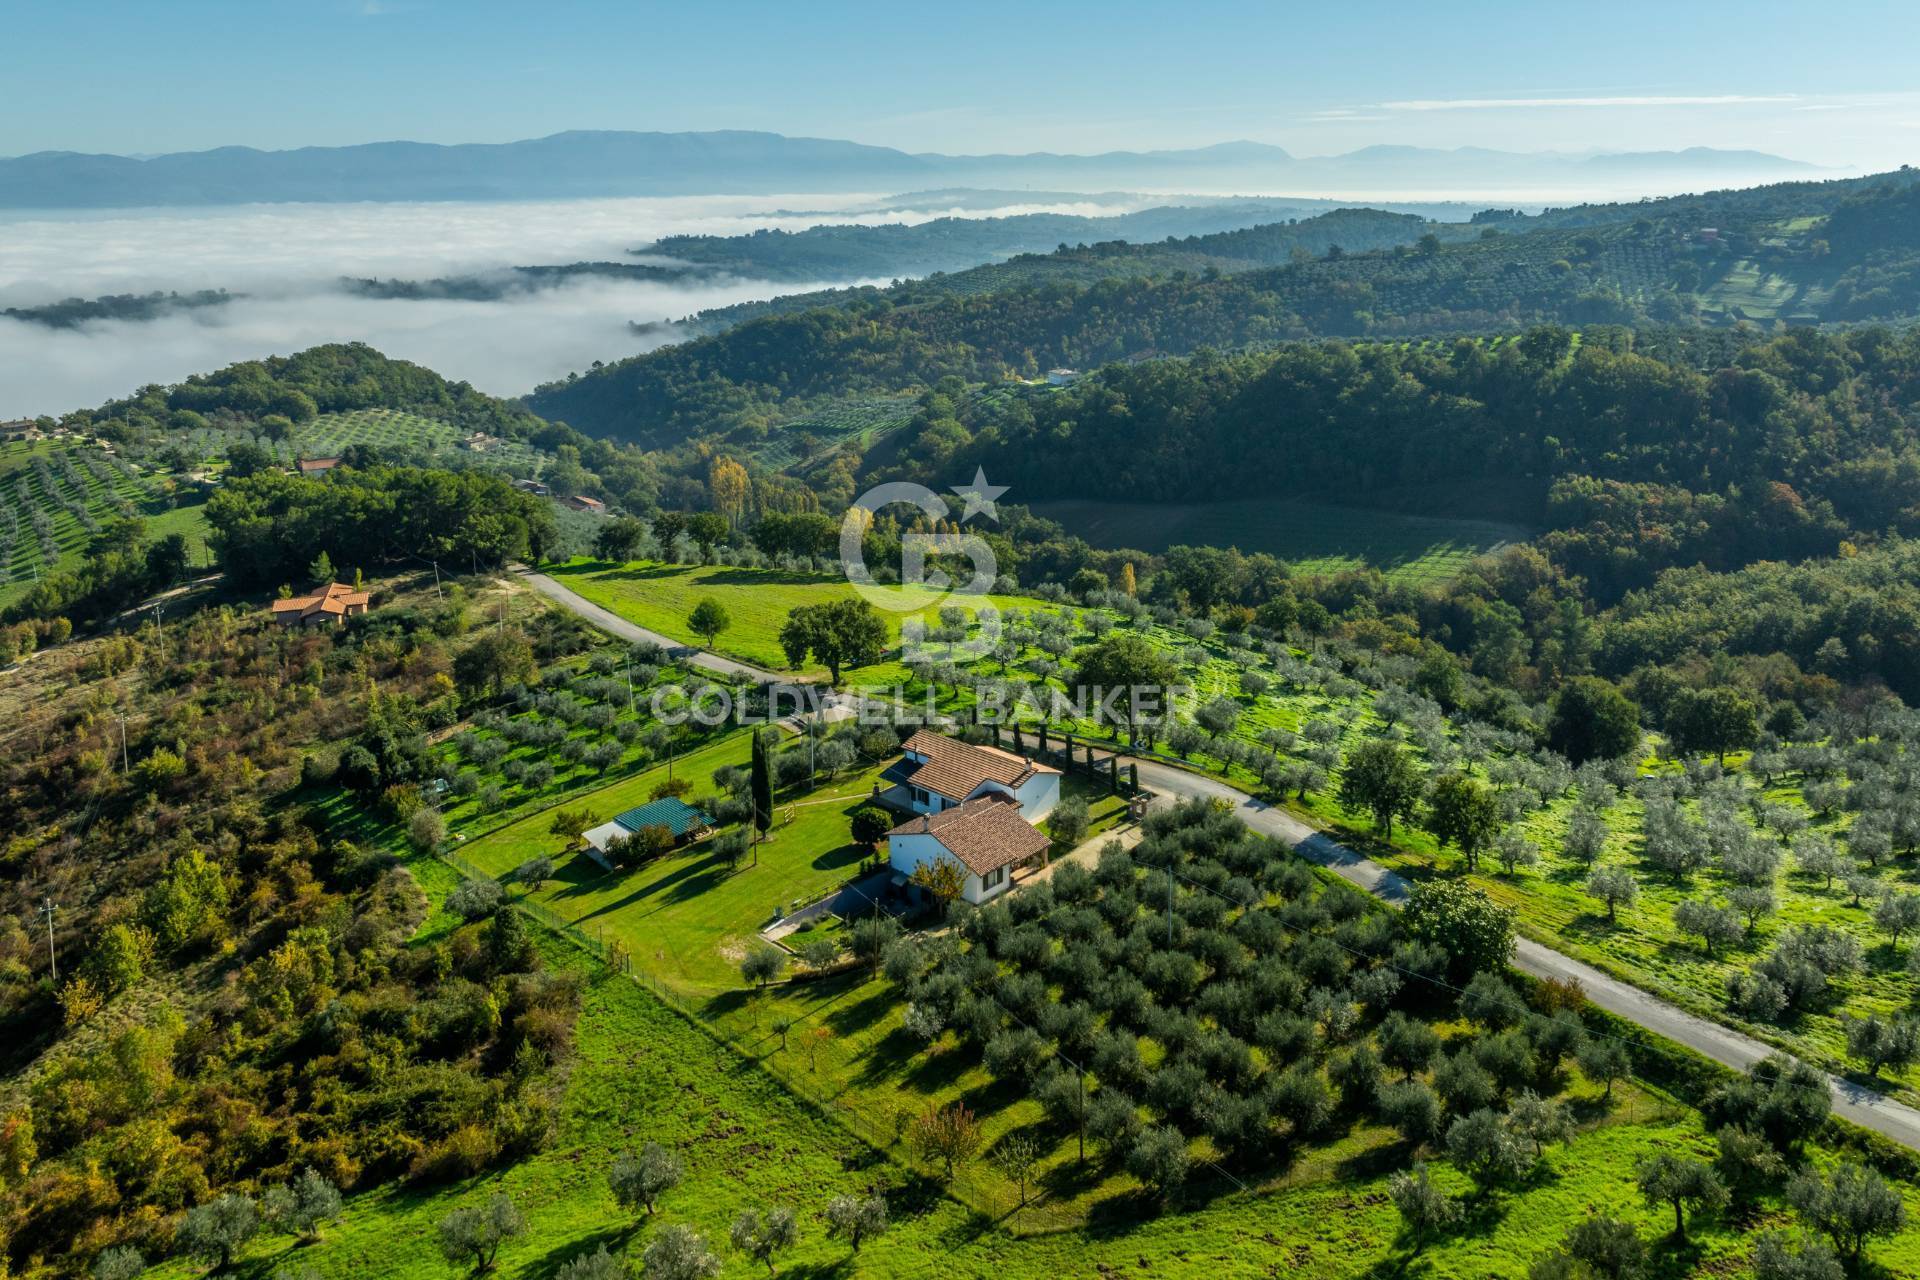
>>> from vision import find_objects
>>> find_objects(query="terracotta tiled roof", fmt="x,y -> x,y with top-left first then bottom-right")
297,457 -> 340,473
887,794 -> 1051,877
898,730 -> 1059,802
271,582 -> 371,621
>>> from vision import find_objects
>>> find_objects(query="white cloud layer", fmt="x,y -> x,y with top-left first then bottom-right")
0,192 -> 1148,418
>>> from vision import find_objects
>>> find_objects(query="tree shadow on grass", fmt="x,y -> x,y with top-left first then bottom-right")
1645,1234 -> 1708,1277
1449,1190 -> 1512,1241
560,853 -> 737,925
956,1071 -> 1031,1121
1556,909 -> 1628,942
824,985 -> 896,1038
1354,1248 -> 1437,1280
1566,1092 -> 1620,1126
1037,1148 -> 1110,1201
812,840 -> 864,874
1335,1136 -> 1417,1182
519,1224 -> 637,1280
859,1031 -> 952,1091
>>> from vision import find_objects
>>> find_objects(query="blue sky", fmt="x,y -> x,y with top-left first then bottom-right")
9,0 -> 1920,167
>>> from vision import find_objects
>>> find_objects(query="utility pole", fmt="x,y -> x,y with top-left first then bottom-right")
1076,1066 -> 1086,1162
431,560 -> 442,601
38,898 -> 57,982
119,715 -> 131,773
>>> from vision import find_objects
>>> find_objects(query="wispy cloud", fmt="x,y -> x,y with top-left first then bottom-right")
1378,94 -> 1797,111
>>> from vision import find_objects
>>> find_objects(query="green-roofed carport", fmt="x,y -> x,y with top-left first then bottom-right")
612,796 -> 715,839
581,795 -> 718,868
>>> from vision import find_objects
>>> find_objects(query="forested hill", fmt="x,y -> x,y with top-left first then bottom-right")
73,342 -> 558,444
672,206 -> 1451,334
528,171 -> 1920,446
895,326 -> 1920,594
649,202 -> 1451,283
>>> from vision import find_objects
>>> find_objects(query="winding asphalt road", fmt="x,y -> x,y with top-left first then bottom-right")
518,564 -> 1920,1152
518,566 -> 786,683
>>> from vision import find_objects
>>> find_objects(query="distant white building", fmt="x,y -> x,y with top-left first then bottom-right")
1045,368 -> 1081,386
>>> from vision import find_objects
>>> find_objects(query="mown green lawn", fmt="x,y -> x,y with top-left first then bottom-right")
549,558 -> 1030,682
459,741 -> 890,993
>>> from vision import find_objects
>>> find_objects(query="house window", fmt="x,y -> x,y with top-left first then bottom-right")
983,867 -> 1005,890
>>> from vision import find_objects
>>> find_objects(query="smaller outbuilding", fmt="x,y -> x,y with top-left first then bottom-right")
582,796 -> 715,866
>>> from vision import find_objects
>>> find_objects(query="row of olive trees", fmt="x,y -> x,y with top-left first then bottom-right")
423,1145 -> 888,1280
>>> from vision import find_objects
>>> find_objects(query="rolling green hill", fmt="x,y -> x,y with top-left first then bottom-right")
528,169 -> 1920,448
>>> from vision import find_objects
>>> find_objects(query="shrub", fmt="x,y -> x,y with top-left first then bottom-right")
1787,1163 -> 1906,1270
176,1194 -> 259,1271
447,878 -> 504,922
824,1194 -> 887,1253
641,1223 -> 719,1280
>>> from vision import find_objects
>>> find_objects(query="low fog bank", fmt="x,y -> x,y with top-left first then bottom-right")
0,191 -> 1158,304
0,190 -> 1151,418
0,274 -> 866,419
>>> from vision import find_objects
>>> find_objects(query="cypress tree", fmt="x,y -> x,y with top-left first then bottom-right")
751,730 -> 774,849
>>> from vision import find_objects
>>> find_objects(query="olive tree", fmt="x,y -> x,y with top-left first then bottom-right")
610,1141 -> 684,1218
437,1194 -> 525,1276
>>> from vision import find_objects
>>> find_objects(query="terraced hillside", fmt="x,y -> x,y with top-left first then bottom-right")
165,408 -> 552,474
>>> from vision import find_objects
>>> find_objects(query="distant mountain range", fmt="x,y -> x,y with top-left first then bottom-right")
0,130 -> 1826,208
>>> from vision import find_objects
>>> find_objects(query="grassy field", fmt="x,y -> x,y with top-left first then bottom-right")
458,738 -> 883,990
141,571 -> 1920,1279
150,890 -> 1904,1280
1028,495 -> 1528,583
0,440 -> 209,607
549,558 -> 1031,681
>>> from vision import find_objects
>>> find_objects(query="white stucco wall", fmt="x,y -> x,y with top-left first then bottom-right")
888,831 -> 1008,905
